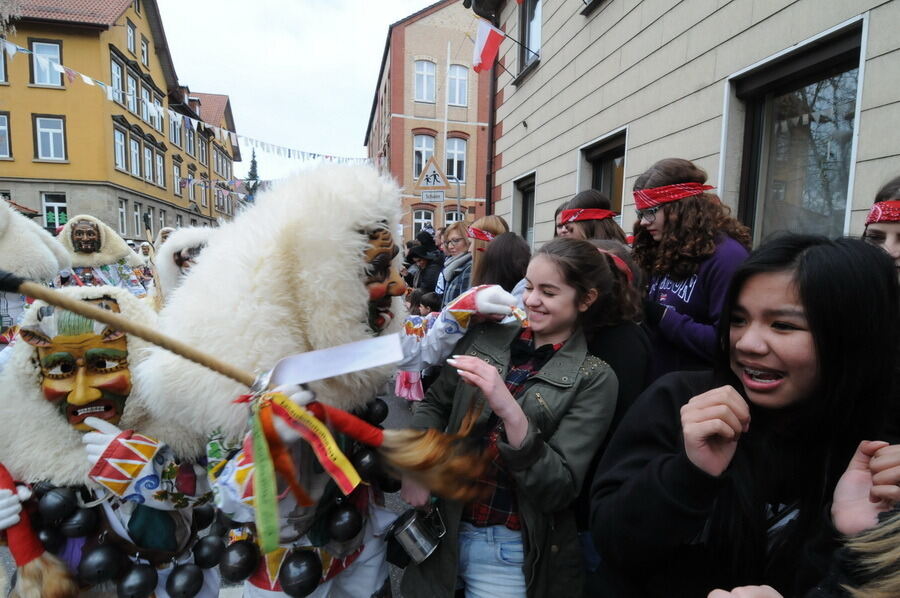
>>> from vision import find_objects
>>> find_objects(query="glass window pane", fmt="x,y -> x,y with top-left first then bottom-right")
756,67 -> 858,240
0,115 -> 8,157
33,42 -> 61,85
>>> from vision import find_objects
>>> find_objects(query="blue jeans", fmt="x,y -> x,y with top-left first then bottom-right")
457,522 -> 527,598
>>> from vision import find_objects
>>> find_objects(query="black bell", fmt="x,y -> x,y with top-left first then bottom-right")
192,535 -> 226,569
364,398 -> 389,425
327,504 -> 363,542
219,539 -> 260,583
117,563 -> 158,598
38,487 -> 78,523
165,563 -> 204,598
350,448 -> 380,483
278,549 -> 323,597
60,507 -> 100,537
78,544 -> 124,585
31,481 -> 56,499
37,527 -> 65,553
378,474 -> 402,494
192,503 -> 215,530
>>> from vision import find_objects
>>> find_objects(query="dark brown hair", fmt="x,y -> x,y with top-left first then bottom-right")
632,158 -> 751,280
533,238 -> 620,329
470,232 -> 531,291
874,175 -> 900,203
562,189 -> 627,243
590,240 -> 643,324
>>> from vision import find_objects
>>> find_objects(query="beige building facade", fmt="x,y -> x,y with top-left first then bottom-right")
365,0 -> 491,244
480,0 -> 899,245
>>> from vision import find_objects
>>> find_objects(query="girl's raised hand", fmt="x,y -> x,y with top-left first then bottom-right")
708,586 -> 783,598
680,385 -> 750,477
869,443 -> 900,504
832,440 -> 897,536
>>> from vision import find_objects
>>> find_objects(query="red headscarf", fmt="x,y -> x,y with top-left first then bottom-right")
466,226 -> 495,242
865,200 -> 900,226
633,182 -> 715,211
560,208 -> 616,224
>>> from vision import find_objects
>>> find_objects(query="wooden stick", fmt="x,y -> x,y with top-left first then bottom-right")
16,279 -> 256,388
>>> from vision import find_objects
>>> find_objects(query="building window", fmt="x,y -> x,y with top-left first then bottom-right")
201,181 -> 208,207
190,218 -> 197,227
520,0 -> 542,70
188,178 -> 195,202
414,60 -> 436,103
133,0 -> 141,14
127,74 -> 137,113
199,139 -> 208,166
159,209 -> 166,231
114,128 -> 127,170
133,202 -> 141,235
155,152 -> 165,187
169,115 -> 181,146
34,116 -> 66,160
118,199 -> 127,235
110,60 -> 123,104
30,41 -> 62,86
175,214 -> 182,227
42,193 -> 67,229
0,48 -> 6,82
141,87 -> 150,122
516,175 -> 535,245
737,26 -> 861,241
413,209 -> 434,236
448,65 -> 468,106
445,210 -> 465,224
143,146 -> 153,182
153,98 -> 163,132
146,206 -> 154,236
413,134 -> 434,178
127,21 -> 136,54
129,137 -> 141,177
0,113 -> 10,158
186,129 -> 195,156
583,133 -> 626,213
446,137 -> 466,182
140,37 -> 149,67
173,164 -> 182,195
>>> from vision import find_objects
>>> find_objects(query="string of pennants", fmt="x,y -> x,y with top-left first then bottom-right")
0,39 -> 371,166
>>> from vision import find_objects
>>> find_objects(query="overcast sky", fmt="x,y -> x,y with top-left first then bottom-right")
157,0 -> 434,180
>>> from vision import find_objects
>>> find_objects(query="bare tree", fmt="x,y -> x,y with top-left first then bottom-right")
0,0 -> 21,37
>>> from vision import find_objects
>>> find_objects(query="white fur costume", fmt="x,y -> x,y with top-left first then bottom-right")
153,226 -> 214,306
134,165 -> 405,597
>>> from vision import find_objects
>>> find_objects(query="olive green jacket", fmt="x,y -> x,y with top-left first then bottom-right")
401,322 -> 618,598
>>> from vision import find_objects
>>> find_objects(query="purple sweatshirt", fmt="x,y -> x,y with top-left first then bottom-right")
645,235 -> 749,379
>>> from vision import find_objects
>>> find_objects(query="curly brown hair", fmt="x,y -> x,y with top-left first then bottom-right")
632,158 -> 751,281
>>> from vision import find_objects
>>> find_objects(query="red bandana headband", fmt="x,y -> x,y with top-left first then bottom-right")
597,249 -> 634,284
560,208 -> 617,224
467,226 -> 496,242
865,200 -> 900,226
633,183 -> 715,211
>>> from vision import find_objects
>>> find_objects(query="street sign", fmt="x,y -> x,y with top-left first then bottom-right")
413,156 -> 452,191
421,190 -> 445,203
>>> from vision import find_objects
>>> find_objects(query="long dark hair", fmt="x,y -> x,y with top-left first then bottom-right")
632,158 -> 751,280
709,234 -> 899,591
590,240 -> 643,324
470,232 -> 531,292
561,189 -> 628,243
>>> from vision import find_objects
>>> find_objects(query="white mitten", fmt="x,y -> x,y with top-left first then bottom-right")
473,285 -> 517,316
0,485 -> 31,531
82,417 -> 124,467
270,384 -> 316,445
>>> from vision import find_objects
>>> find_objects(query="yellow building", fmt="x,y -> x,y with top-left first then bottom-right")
0,0 -> 241,240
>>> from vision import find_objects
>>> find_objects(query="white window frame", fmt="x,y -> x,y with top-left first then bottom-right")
42,193 -> 67,228
446,137 -> 466,182
199,138 -> 208,166
169,115 -> 182,146
143,145 -> 153,182
188,177 -> 195,202
414,60 -> 436,103
127,75 -> 137,113
186,128 -> 195,156
141,87 -> 150,122
159,209 -> 166,231
146,206 -> 154,236
153,98 -> 163,132
0,114 -> 9,158
111,59 -> 124,104
448,65 -> 468,106
114,128 -> 127,170
521,0 -> 542,69
129,137 -> 141,177
155,152 -> 165,187
175,214 -> 183,227
445,209 -> 465,224
118,199 -> 127,235
35,116 -> 65,160
140,37 -> 149,67
413,134 -> 434,178
413,209 -> 434,236
133,202 -> 141,235
127,21 -> 136,54
173,163 -> 182,196
32,42 -> 61,86
0,49 -> 6,83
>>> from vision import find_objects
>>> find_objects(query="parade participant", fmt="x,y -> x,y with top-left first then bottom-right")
631,158 -> 750,378
0,201 -> 70,349
401,238 -> 619,598
862,175 -> 900,272
591,234 -> 900,597
56,214 -> 147,298
0,285 -> 218,597
435,222 -> 472,306
134,164 -> 486,597
555,190 -> 627,244
153,226 -> 213,307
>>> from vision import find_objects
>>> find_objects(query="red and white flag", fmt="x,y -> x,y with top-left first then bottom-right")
472,19 -> 505,73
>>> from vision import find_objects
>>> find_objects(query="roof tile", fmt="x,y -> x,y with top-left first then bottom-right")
18,0 -> 132,27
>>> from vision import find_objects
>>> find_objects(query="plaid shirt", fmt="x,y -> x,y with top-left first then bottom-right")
461,328 -> 564,530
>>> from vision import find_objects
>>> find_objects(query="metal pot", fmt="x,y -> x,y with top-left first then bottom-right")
388,507 -> 446,564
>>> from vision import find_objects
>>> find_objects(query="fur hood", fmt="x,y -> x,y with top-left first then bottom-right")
154,226 -> 214,303
0,286 -> 192,486
133,165 -> 404,457
0,201 -> 70,281
154,227 -> 175,249
58,214 -> 144,269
